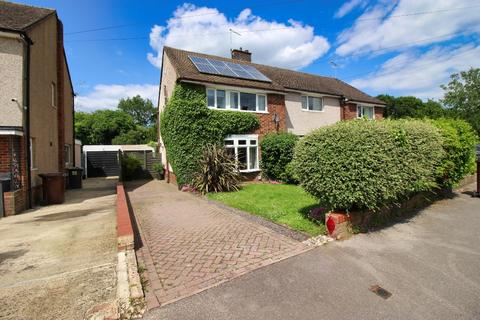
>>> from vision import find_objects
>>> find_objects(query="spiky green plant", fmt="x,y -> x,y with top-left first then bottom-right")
193,144 -> 241,194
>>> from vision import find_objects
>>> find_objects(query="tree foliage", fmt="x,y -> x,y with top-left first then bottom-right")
441,68 -> 480,136
75,110 -> 135,145
292,119 -> 444,212
118,95 -> 157,127
160,83 -> 259,186
377,94 -> 446,119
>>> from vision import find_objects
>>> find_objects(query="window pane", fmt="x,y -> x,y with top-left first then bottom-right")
357,106 -> 363,118
365,106 -> 374,119
238,147 -> 247,170
301,96 -> 308,109
250,140 -> 256,145
240,92 -> 256,111
207,89 -> 215,107
239,140 -> 246,145
225,140 -> 234,145
225,147 -> 235,159
257,95 -> 266,111
311,97 -> 322,111
230,92 -> 239,109
249,146 -> 257,170
216,90 -> 226,109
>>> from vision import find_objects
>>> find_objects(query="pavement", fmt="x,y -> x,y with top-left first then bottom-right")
144,183 -> 480,320
126,180 -> 310,310
0,178 -> 118,320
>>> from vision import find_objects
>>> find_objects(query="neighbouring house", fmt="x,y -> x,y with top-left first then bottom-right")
158,46 -> 386,183
0,1 -> 74,216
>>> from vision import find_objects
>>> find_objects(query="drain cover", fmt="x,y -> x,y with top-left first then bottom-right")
370,285 -> 392,299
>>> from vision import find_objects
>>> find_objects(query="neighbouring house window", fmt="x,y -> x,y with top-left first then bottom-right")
207,88 -> 267,112
51,82 -> 57,108
301,95 -> 323,111
30,137 -> 37,169
357,105 -> 375,119
64,144 -> 71,166
224,135 -> 259,172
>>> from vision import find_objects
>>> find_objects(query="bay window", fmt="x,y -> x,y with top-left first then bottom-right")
207,88 -> 267,113
357,105 -> 375,119
301,95 -> 323,111
224,135 -> 259,172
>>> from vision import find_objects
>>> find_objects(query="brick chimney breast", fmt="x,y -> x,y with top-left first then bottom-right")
231,48 -> 252,62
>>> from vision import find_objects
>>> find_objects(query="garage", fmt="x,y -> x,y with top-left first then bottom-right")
83,145 -> 121,178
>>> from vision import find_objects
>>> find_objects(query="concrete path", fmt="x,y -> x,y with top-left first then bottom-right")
126,180 -> 310,310
145,184 -> 480,320
0,178 -> 118,320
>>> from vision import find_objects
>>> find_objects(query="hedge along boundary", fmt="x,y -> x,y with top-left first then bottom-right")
160,83 -> 259,186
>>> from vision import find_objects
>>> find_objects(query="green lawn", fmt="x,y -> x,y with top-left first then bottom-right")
207,183 -> 325,236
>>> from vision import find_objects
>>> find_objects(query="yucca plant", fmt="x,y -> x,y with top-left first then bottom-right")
193,144 -> 242,194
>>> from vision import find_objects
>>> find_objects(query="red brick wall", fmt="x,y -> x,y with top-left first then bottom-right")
375,107 -> 384,119
252,93 -> 287,138
342,103 -> 358,120
0,136 -> 10,173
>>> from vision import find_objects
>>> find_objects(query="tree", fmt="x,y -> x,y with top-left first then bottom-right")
75,110 -> 135,145
441,68 -> 480,136
118,95 -> 157,127
111,126 -> 156,145
377,95 -> 446,119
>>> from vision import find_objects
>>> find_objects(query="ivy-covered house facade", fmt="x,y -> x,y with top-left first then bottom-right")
158,46 -> 385,184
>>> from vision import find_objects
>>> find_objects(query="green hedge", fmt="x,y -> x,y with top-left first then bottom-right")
160,83 -> 259,186
260,133 -> 298,182
291,119 -> 444,211
429,118 -> 478,188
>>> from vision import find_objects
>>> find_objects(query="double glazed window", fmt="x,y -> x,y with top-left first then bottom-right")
224,135 -> 259,172
357,105 -> 375,119
301,96 -> 323,111
207,88 -> 267,112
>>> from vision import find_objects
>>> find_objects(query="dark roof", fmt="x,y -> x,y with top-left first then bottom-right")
164,46 -> 385,105
0,1 -> 55,32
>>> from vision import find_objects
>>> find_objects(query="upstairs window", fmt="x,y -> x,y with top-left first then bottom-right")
357,105 -> 375,119
301,96 -> 323,111
51,82 -> 57,108
207,88 -> 267,113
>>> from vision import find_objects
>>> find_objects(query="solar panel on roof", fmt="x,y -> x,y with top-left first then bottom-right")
188,55 -> 271,82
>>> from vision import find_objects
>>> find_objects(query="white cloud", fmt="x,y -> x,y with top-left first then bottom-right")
349,44 -> 480,99
75,84 -> 158,112
336,0 -> 480,56
147,3 -> 330,70
335,0 -> 368,18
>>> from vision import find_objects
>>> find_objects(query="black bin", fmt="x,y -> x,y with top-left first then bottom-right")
66,167 -> 83,189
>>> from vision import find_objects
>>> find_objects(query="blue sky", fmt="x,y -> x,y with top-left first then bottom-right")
19,0 -> 480,111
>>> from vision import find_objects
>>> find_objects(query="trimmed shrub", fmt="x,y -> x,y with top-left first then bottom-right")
121,154 -> 142,181
260,133 -> 299,182
429,118 -> 478,188
291,119 -> 444,211
160,83 -> 259,186
193,144 -> 241,194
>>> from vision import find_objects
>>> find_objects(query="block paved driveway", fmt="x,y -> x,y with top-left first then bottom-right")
126,180 -> 310,309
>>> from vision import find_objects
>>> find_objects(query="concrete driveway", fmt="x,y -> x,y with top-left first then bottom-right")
0,178 -> 118,320
145,184 -> 480,320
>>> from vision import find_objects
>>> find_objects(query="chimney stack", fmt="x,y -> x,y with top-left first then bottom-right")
231,47 -> 251,62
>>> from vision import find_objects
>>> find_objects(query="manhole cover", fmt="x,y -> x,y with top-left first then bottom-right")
370,285 -> 392,299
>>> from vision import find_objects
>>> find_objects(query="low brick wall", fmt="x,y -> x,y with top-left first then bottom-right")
117,182 -> 134,251
3,188 -> 26,216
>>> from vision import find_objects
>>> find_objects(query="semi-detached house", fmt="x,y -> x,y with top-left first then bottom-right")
0,1 -> 74,216
158,46 -> 386,183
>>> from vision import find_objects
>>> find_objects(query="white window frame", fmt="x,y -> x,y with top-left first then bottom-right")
30,137 -> 37,170
51,82 -> 57,108
64,144 -> 71,166
301,95 -> 324,112
357,105 -> 375,119
206,87 -> 268,113
224,134 -> 259,172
